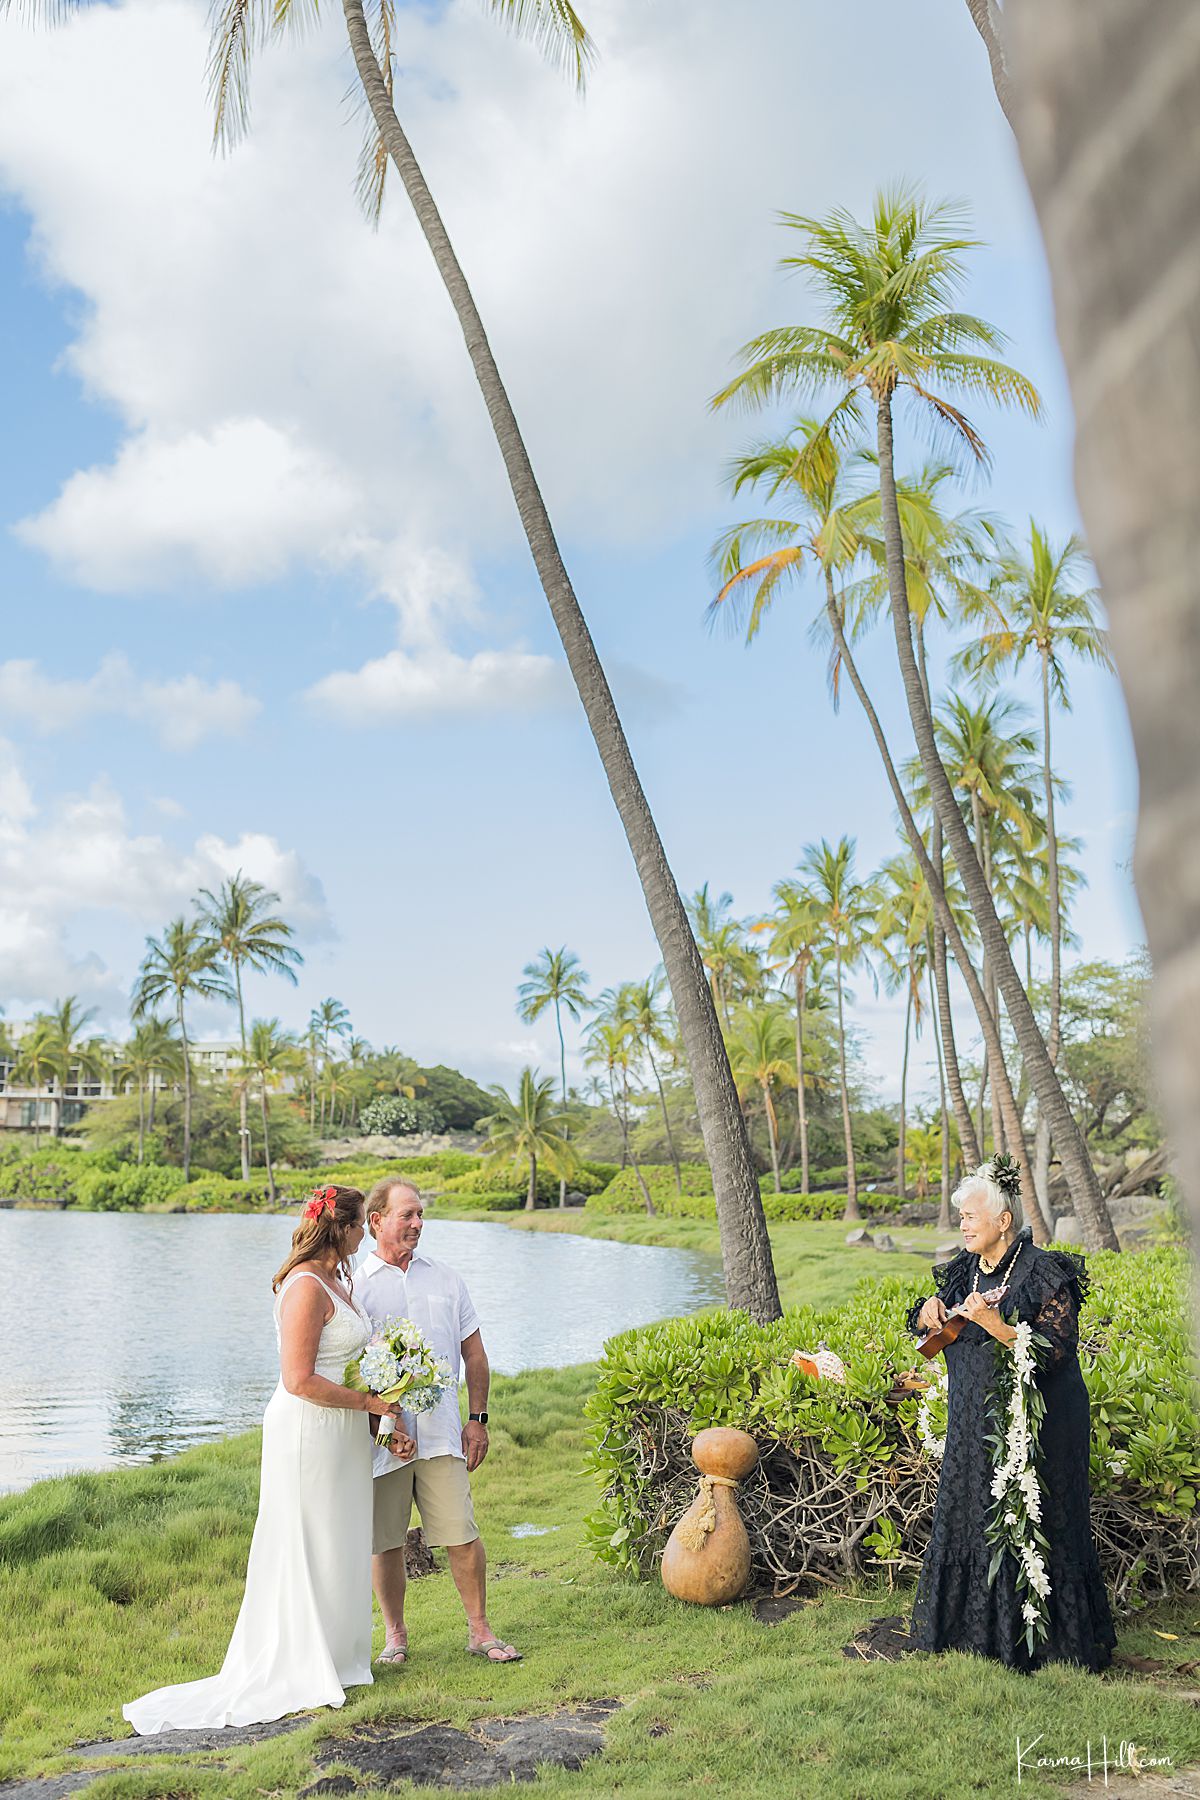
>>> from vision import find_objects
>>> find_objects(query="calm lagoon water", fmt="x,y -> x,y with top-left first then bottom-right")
0,1210 -> 725,1493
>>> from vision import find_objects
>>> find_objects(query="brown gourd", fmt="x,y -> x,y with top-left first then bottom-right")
660,1428 -> 758,1605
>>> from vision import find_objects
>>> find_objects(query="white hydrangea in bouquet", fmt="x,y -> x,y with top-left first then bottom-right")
345,1315 -> 456,1446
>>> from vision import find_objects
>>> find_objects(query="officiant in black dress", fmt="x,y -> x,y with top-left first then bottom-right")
907,1156 -> 1116,1672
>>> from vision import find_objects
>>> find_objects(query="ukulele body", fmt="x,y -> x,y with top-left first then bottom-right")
915,1281 -> 1009,1360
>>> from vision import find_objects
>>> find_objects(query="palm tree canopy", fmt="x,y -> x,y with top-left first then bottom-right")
726,1004 -> 797,1102
517,946 -> 591,1025
197,871 -> 303,985
797,836 -> 878,968
248,1017 -> 302,1077
480,1066 -> 575,1176
133,919 -> 234,1018
712,187 -> 1042,474
952,521 -> 1112,706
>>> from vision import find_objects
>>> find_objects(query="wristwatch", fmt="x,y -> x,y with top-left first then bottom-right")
469,1411 -> 489,1425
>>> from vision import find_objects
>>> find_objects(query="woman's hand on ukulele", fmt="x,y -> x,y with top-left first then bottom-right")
959,1292 -> 997,1327
917,1297 -> 947,1333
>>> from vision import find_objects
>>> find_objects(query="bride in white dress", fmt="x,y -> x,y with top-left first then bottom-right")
124,1184 -> 414,1735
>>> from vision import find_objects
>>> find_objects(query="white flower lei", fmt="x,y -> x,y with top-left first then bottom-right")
985,1320 -> 1052,1653
913,1315 -> 1052,1655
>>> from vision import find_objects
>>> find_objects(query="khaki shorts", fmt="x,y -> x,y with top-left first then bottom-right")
372,1455 -> 479,1553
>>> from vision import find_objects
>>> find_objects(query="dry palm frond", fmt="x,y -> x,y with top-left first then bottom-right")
353,0 -> 396,226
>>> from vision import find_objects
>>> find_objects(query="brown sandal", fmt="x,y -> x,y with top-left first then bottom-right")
467,1637 -> 522,1663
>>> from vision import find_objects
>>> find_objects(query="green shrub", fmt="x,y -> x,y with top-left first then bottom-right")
74,1164 -> 191,1212
584,1246 -> 1200,1611
359,1095 -> 445,1137
433,1189 -> 525,1213
0,1147 -> 119,1203
174,1176 -> 276,1211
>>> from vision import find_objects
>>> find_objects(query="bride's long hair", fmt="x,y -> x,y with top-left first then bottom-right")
272,1185 -> 365,1293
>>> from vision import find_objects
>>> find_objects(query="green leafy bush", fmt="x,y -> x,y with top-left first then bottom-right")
174,1176 -> 275,1211
74,1164 -> 191,1212
0,1147 -> 119,1203
584,1245 -> 1200,1611
359,1096 -> 445,1137
433,1188 -> 525,1213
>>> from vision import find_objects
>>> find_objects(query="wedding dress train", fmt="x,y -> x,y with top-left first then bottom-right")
124,1271 -> 374,1733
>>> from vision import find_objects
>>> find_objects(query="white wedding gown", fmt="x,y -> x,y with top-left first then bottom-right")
124,1272 -> 375,1734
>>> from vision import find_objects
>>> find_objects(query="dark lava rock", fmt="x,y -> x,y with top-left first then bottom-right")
842,1615 -> 915,1662
309,1702 -> 622,1791
405,1527 -> 438,1578
752,1595 -> 808,1626
71,1716 -> 312,1758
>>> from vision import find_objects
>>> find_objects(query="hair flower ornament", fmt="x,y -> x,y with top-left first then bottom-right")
990,1152 -> 1021,1203
303,1186 -> 339,1220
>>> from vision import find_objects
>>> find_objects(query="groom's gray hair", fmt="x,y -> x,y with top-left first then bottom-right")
366,1177 -> 422,1233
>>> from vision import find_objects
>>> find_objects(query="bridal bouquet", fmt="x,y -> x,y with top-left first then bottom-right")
345,1316 -> 456,1447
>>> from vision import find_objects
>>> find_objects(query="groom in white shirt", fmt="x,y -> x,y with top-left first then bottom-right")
357,1178 -> 521,1666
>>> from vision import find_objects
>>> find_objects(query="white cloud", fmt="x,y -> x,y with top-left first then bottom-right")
0,739 -> 332,1007
307,645 -> 570,721
16,420 -> 359,591
0,653 -> 260,749
0,0 -> 1022,601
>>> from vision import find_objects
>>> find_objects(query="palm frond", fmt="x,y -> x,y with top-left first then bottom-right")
209,0 -> 270,151
485,0 -> 595,92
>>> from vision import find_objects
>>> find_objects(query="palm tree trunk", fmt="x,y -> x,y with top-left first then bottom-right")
342,0 -> 775,1320
137,1076 -> 145,1166
622,1068 -> 657,1215
932,911 -> 980,1165
178,995 -> 192,1183
835,942 -> 859,1221
526,1150 -> 537,1212
261,1082 -> 276,1204
762,1081 -> 782,1193
235,963 -> 251,1182
1004,0 -> 1195,1294
555,997 -> 568,1209
965,0 -> 1016,125
874,392 -> 1115,1249
821,575 -> 1028,1219
148,1073 -> 158,1132
928,950 -> 954,1230
647,1047 -> 683,1193
898,978 -> 912,1199
978,817 -> 1007,1157
794,963 -> 811,1192
1041,643 -> 1064,1076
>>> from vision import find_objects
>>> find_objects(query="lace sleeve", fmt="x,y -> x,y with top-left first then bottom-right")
1024,1248 -> 1088,1371
905,1296 -> 928,1336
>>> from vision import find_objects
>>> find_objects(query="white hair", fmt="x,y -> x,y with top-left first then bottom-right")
951,1162 -> 1023,1230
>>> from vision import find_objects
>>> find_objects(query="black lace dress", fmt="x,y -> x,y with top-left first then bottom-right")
906,1226 -> 1116,1672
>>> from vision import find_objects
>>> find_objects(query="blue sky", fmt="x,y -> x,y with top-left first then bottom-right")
0,0 -> 1140,1106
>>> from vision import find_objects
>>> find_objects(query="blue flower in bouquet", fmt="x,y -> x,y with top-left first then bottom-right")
345,1315 -> 457,1443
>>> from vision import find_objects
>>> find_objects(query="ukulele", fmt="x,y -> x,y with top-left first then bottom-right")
916,1282 -> 1009,1360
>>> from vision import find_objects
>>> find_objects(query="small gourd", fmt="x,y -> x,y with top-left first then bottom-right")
660,1427 -> 758,1605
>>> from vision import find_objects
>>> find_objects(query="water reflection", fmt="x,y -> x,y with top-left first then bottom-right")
0,1210 -> 725,1492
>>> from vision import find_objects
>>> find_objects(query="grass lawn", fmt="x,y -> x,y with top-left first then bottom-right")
4,1218 -> 1199,1797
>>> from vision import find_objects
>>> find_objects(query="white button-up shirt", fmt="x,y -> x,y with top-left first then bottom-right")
356,1248 -> 481,1480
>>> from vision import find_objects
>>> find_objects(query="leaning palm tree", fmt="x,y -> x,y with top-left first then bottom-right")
954,525 -> 1111,1177
310,998 -> 351,1134
197,872 -> 303,1179
247,1018 -> 303,1202
133,920 -> 233,1180
726,1004 -> 796,1195
214,0 -> 777,1318
710,418 -> 996,1178
479,1068 -> 575,1212
713,189 -> 1117,1253
798,837 -> 876,1221
517,947 -> 591,1208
